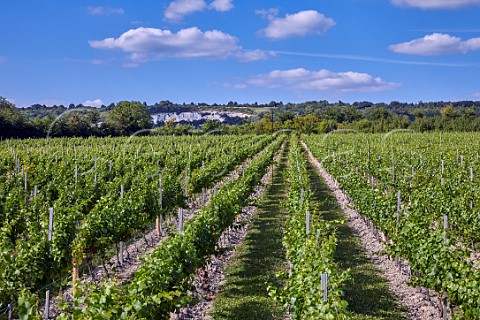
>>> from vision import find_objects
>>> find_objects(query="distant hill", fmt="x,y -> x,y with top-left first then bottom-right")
5,97 -> 480,138
16,99 -> 480,128
20,101 -> 266,124
152,111 -> 251,127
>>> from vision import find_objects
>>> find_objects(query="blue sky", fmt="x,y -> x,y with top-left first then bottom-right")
2,0 -> 480,107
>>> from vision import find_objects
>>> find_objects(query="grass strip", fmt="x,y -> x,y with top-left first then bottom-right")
305,155 -> 406,320
209,147 -> 288,320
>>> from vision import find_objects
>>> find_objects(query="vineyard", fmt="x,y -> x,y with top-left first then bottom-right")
0,134 -> 280,318
303,131 -> 480,319
1,132 -> 480,319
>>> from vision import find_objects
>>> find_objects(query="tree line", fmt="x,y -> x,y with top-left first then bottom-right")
3,96 -> 480,139
0,98 -> 151,139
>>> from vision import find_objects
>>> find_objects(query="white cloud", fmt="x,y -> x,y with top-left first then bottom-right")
164,0 -> 206,21
87,6 -> 124,16
389,33 -> 480,55
164,0 -> 233,21
236,49 -> 276,61
276,51 -> 468,67
240,68 -> 399,93
209,0 -> 234,11
255,8 -> 279,20
259,10 -> 335,40
392,0 -> 480,9
83,99 -> 104,108
91,59 -> 105,65
89,27 -> 272,63
64,57 -> 111,65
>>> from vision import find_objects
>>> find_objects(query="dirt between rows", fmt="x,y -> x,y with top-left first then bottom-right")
301,142 -> 446,320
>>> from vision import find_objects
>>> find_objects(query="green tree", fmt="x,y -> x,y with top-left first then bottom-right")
459,108 -> 475,119
174,123 -> 193,135
0,97 -> 30,138
323,106 -> 362,123
66,112 -> 90,136
440,104 -> 457,119
367,107 -> 391,121
164,119 -> 176,129
105,101 -> 152,135
86,110 -> 100,125
279,112 -> 294,124
412,109 -> 426,119
317,119 -> 337,133
292,114 -> 321,133
201,119 -> 222,133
